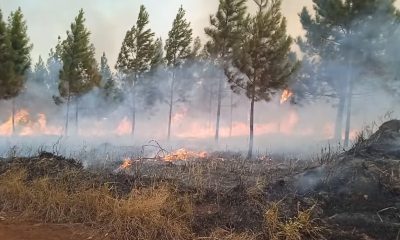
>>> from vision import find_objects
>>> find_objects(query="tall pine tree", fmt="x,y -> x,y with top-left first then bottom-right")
226,0 -> 296,159
6,7 -> 32,135
100,52 -> 112,86
116,5 -> 155,136
0,9 -> 15,103
205,0 -> 247,142
299,0 -> 399,146
32,56 -> 49,87
47,37 -> 63,95
165,5 -> 193,140
59,9 -> 100,136
101,52 -> 122,104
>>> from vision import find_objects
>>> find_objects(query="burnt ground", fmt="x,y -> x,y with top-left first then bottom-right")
1,120 -> 400,239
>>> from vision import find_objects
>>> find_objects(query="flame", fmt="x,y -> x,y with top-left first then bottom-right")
175,110 -> 302,139
280,89 -> 293,104
164,148 -> 207,161
115,117 -> 131,136
172,107 -> 188,125
0,109 -> 62,136
115,158 -> 133,172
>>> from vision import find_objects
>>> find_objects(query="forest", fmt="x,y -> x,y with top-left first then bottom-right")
2,1 -> 400,240
1,0 -> 400,158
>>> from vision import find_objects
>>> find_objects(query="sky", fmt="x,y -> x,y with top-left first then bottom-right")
0,0 -> 398,67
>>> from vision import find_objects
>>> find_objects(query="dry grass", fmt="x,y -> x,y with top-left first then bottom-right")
0,167 -> 193,240
264,202 -> 325,240
0,152 -> 330,240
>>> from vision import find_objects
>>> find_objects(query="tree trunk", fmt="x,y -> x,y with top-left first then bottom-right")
131,87 -> 136,136
215,77 -> 223,142
167,72 -> 175,140
344,65 -> 354,148
65,94 -> 71,136
229,92 -> 233,138
11,98 -> 15,136
344,84 -> 353,148
334,92 -> 345,142
247,93 -> 255,159
208,87 -> 212,131
75,97 -> 79,135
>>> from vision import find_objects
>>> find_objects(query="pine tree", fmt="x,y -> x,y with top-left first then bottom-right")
101,52 -> 122,104
164,5 -> 193,140
226,0 -> 297,159
32,56 -> 49,87
150,37 -> 165,70
0,9 -> 15,101
190,36 -> 202,60
116,5 -> 155,136
100,52 -> 112,86
47,37 -> 63,94
6,7 -> 32,135
59,9 -> 100,136
299,0 -> 399,146
205,0 -> 247,142
139,37 -> 164,108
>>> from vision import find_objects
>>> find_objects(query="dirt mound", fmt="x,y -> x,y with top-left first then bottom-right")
267,120 -> 400,239
0,152 -> 82,179
350,119 -> 400,158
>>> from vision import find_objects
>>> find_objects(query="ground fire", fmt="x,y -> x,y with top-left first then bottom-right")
163,148 -> 208,161
0,109 -> 62,136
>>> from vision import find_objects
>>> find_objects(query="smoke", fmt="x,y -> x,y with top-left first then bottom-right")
2,0 -> 400,160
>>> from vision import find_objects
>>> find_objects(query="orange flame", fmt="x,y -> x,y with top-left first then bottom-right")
116,158 -> 133,172
164,148 -> 207,161
280,89 -> 293,104
0,109 -> 62,136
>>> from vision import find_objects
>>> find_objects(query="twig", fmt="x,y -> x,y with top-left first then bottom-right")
377,206 -> 397,223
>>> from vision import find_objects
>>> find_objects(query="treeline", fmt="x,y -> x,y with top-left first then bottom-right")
1,0 -> 400,158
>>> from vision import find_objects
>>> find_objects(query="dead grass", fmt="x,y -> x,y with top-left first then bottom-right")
0,152 -> 331,240
0,167 -> 193,240
264,202 -> 325,240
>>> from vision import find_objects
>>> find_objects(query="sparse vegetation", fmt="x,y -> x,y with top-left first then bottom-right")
264,202 -> 325,240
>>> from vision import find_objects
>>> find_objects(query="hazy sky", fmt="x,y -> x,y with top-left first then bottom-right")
0,0 -> 398,67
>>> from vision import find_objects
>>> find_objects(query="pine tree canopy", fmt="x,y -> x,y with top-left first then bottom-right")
204,0 -> 247,61
100,52 -> 112,85
299,0 -> 400,60
0,7 -> 32,100
32,55 -> 48,85
59,9 -> 100,98
165,5 -> 193,67
0,9 -> 15,100
115,5 -> 155,80
8,7 -> 32,77
149,37 -> 165,71
227,0 -> 296,102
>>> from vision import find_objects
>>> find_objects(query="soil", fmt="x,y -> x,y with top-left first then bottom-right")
0,219 -> 108,240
